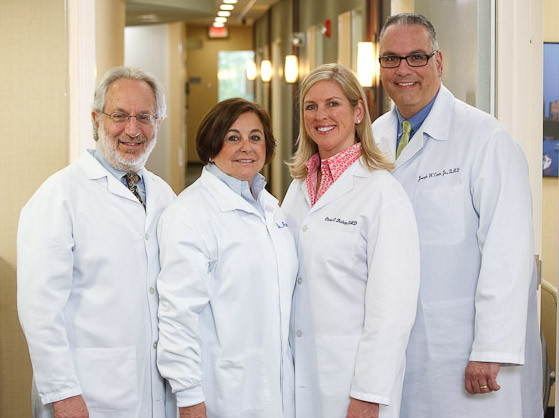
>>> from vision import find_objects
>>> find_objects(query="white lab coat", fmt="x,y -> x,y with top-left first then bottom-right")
156,167 -> 297,418
17,151 -> 177,418
372,85 -> 543,418
282,159 -> 420,418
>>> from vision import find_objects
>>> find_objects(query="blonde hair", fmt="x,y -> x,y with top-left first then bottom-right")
289,63 -> 393,180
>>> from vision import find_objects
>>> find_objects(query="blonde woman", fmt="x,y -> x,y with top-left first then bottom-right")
282,63 -> 420,418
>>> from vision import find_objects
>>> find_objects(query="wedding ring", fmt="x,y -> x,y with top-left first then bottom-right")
479,385 -> 488,389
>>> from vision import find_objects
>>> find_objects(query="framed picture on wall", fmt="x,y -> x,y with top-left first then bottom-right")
543,42 -> 559,177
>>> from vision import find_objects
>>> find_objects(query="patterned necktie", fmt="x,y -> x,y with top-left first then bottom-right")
396,120 -> 412,159
124,173 -> 145,209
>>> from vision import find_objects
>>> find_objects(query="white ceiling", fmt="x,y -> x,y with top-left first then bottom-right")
126,0 -> 280,27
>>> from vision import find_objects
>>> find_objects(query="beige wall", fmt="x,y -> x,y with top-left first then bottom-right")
0,1 -> 69,416
0,1 -> 126,415
185,25 -> 254,163
96,0 -> 125,78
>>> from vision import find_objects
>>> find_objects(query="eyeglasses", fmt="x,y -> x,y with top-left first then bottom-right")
102,111 -> 158,126
378,51 -> 438,68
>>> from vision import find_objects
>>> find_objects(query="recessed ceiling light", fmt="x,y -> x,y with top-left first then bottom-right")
217,11 -> 231,17
220,4 -> 234,10
215,16 -> 228,23
223,0 -> 238,4
139,14 -> 160,23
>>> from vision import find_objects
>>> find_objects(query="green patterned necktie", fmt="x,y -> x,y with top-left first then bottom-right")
124,173 -> 145,209
396,120 -> 412,159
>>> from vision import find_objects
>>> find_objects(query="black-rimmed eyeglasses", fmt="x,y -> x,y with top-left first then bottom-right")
102,111 -> 158,126
378,51 -> 438,68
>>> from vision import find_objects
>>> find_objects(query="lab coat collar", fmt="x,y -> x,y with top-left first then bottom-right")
300,158 -> 365,214
199,166 -> 275,217
78,151 -> 150,208
420,84 -> 454,143
378,84 -> 455,167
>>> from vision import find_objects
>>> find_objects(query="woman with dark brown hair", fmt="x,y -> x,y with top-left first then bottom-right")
156,98 -> 297,418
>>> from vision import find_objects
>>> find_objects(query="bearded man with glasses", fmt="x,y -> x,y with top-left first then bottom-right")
17,66 -> 177,418
372,13 -> 542,418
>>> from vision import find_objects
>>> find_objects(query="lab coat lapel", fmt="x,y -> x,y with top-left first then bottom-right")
141,169 -> 164,227
375,85 -> 454,169
397,86 -> 454,167
374,111 -> 398,161
79,152 -> 149,207
199,168 -> 262,217
308,160 -> 357,214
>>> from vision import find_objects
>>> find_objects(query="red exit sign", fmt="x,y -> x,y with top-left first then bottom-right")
208,26 -> 229,39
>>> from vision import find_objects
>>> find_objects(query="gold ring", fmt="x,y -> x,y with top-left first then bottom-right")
479,385 -> 488,389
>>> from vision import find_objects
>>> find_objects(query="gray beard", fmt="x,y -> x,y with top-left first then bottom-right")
97,123 -> 157,172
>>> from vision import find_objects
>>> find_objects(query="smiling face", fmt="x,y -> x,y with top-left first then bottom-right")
92,78 -> 160,173
379,23 -> 443,119
212,112 -> 267,186
303,79 -> 364,159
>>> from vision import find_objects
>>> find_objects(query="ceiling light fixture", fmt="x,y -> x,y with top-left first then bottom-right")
217,11 -> 231,17
220,4 -> 234,10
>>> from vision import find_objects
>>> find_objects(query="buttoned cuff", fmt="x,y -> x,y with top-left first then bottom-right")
175,385 -> 205,408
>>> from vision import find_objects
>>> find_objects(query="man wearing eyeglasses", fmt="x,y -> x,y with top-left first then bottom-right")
17,66 -> 177,417
372,13 -> 542,418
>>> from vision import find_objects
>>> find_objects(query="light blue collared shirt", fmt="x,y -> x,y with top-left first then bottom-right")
395,91 -> 439,150
206,163 -> 266,217
90,149 -> 146,204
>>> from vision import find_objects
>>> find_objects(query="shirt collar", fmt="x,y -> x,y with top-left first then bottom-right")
206,163 -> 266,201
305,142 -> 362,182
90,148 -> 142,182
396,90 -> 439,138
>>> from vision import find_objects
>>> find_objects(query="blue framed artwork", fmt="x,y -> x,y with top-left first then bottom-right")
543,42 -> 559,177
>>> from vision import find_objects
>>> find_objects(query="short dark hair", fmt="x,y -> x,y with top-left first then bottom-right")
380,13 -> 439,52
196,98 -> 276,165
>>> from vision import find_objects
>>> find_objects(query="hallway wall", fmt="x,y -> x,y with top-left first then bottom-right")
0,1 -> 69,416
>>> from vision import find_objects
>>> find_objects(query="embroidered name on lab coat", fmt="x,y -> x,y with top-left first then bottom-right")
418,167 -> 460,182
276,221 -> 288,229
324,216 -> 358,226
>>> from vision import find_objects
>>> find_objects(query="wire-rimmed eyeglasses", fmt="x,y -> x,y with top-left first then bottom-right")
102,111 -> 158,126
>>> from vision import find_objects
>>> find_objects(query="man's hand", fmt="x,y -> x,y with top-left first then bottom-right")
465,361 -> 501,394
53,395 -> 88,418
179,402 -> 207,418
347,398 -> 379,418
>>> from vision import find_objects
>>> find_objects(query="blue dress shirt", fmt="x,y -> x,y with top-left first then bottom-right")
91,149 -> 147,205
395,91 -> 439,150
206,163 -> 266,217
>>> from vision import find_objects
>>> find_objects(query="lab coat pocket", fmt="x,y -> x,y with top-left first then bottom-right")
212,350 -> 271,413
416,185 -> 465,246
313,226 -> 360,277
424,297 -> 475,358
73,346 -> 138,412
315,334 -> 360,398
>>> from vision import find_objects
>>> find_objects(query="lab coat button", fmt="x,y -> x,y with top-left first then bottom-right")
145,233 -> 149,240
153,341 -> 158,349
296,330 -> 302,337
149,287 -> 155,294
297,277 -> 302,284
301,225 -> 308,232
